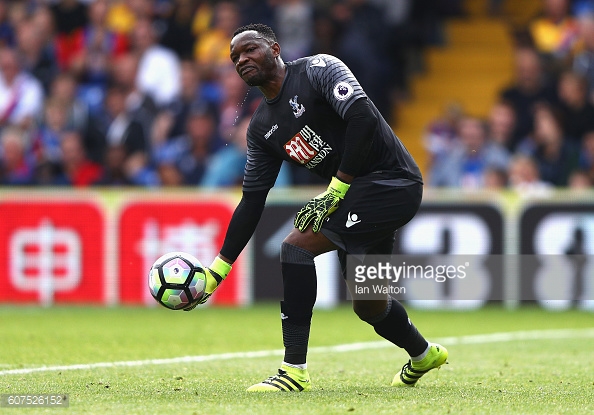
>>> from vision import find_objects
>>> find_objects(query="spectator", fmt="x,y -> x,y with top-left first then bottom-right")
168,59 -> 219,139
0,126 -> 34,185
579,129 -> 594,180
568,169 -> 592,188
148,109 -> 174,160
33,96 -> 70,168
487,100 -> 517,152
332,0 -> 393,117
110,52 -> 158,139
105,0 -> 153,35
53,130 -> 102,186
236,0 -> 275,28
508,154 -> 553,196
30,6 -> 55,46
132,17 -> 181,108
0,0 -> 14,48
517,102 -> 580,186
372,0 -> 411,97
49,72 -> 87,132
6,1 -> 27,31
50,0 -> 89,71
94,144 -> 130,185
99,84 -> 157,186
573,13 -> 594,102
311,8 -> 340,56
153,107 -> 220,185
72,0 -> 129,92
270,0 -> 314,62
429,116 -> 510,188
194,1 -> 241,81
528,0 -> 580,69
423,101 -> 464,167
47,72 -> 107,166
15,15 -> 58,94
157,162 -> 184,186
159,0 -> 198,59
557,70 -> 594,141
0,46 -> 44,129
483,167 -> 508,189
500,47 -> 558,147
103,85 -> 148,159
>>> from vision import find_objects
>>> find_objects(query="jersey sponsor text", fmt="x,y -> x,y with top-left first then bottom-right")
284,125 -> 332,168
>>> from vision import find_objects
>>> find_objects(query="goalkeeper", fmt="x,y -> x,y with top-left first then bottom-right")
191,23 -> 448,391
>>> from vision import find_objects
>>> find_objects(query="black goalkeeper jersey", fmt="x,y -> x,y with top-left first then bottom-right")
243,54 -> 422,192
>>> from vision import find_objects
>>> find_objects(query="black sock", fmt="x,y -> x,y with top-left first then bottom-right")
367,297 -> 428,357
281,302 -> 311,365
280,245 -> 317,365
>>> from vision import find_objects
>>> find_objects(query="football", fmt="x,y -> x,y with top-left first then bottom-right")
148,252 -> 207,310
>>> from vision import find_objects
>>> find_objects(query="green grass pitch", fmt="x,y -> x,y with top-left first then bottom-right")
1,304 -> 593,414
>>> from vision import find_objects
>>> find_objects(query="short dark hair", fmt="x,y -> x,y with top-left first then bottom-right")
232,23 -> 277,43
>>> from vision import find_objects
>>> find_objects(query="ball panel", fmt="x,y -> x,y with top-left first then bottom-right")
161,257 -> 191,284
160,288 -> 189,310
148,268 -> 162,297
187,272 -> 206,300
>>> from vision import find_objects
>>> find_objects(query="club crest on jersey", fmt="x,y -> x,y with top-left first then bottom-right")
284,125 -> 332,169
333,81 -> 354,101
289,95 -> 305,118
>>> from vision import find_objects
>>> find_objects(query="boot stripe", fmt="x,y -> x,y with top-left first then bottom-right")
400,373 -> 418,385
407,366 -> 430,375
271,377 -> 295,391
262,380 -> 285,391
279,374 -> 305,391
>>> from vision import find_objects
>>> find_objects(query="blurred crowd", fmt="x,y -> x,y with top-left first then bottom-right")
427,0 -> 594,192
0,0 -> 454,187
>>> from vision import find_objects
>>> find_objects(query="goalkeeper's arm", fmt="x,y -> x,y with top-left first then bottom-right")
187,189 -> 268,307
338,97 -> 377,179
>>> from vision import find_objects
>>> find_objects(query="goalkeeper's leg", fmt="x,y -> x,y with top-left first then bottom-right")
247,240 -> 323,392
354,296 -> 448,386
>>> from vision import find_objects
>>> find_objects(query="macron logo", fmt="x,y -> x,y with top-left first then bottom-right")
280,313 -> 289,320
264,124 -> 278,140
346,212 -> 361,228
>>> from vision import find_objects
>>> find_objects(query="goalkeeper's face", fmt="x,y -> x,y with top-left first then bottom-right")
230,31 -> 279,87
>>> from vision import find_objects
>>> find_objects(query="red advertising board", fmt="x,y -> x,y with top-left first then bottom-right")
0,201 -> 105,303
118,200 -> 242,305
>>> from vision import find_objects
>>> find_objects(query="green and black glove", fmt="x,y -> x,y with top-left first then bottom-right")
183,257 -> 232,311
294,176 -> 350,233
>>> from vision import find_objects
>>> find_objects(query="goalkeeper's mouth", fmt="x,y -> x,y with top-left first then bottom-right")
240,66 -> 257,77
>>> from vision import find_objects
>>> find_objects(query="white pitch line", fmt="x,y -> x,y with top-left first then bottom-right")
1,328 -> 594,377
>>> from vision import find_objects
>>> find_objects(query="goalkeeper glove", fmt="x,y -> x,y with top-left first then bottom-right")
294,176 -> 350,233
183,256 -> 232,311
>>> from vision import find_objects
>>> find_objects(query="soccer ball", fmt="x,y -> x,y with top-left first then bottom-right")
148,252 -> 207,310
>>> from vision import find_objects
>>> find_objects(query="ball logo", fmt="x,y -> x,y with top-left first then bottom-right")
333,82 -> 354,101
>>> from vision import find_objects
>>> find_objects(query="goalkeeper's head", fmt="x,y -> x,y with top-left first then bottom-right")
230,23 -> 283,89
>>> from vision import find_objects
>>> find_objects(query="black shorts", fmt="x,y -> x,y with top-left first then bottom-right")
320,171 -> 422,262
